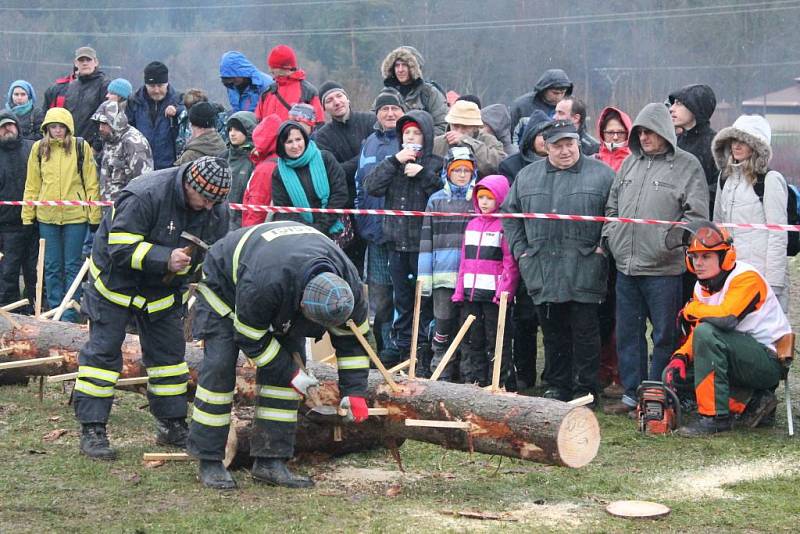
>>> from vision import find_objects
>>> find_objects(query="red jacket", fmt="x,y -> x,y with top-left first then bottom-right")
595,106 -> 632,172
253,70 -> 324,124
241,114 -> 281,227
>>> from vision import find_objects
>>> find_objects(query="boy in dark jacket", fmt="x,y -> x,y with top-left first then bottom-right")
225,111 -> 257,230
364,109 -> 443,365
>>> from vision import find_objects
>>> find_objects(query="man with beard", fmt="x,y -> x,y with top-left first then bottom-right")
92,101 -> 153,202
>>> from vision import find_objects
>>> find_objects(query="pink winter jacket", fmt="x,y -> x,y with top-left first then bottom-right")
453,174 -> 520,303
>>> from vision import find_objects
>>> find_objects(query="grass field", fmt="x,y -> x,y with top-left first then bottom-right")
2,267 -> 800,532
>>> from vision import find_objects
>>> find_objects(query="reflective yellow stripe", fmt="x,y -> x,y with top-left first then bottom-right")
255,407 -> 297,422
108,232 -> 144,245
131,242 -> 152,270
147,362 -> 189,378
251,338 -> 280,367
78,365 -> 120,383
75,379 -> 115,398
197,284 -> 232,317
132,295 -> 146,309
148,382 -> 188,396
195,385 -> 234,405
147,294 -> 175,314
337,356 -> 370,370
259,385 -> 301,400
234,315 -> 267,341
192,406 -> 231,427
182,289 -> 192,304
177,264 -> 191,275
232,225 -> 261,285
90,258 -> 132,307
328,318 -> 369,337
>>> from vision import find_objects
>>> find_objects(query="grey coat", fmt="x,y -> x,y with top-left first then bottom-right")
502,155 -> 614,305
602,103 -> 709,276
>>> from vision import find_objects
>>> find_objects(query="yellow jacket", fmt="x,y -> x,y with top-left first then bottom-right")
22,107 -> 101,225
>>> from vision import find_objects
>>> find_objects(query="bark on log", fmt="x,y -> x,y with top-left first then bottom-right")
0,313 -> 600,467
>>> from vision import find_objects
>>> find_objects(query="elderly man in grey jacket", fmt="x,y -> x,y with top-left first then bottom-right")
602,103 -> 708,413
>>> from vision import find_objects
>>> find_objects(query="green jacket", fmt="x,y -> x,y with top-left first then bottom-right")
602,103 -> 709,276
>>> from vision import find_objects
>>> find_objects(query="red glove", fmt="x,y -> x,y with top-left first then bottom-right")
664,355 -> 688,385
339,396 -> 369,423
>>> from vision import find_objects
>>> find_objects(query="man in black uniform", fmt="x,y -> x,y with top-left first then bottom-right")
187,221 -> 371,490
74,156 -> 231,460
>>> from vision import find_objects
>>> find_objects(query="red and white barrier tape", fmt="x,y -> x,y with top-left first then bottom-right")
3,199 -> 798,233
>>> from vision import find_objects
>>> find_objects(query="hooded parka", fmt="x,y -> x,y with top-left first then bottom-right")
381,47 -> 448,135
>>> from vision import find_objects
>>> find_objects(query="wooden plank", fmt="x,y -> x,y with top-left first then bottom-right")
405,418 -> 474,430
0,308 -> 21,329
53,258 -> 89,321
408,279 -> 423,379
142,452 -> 192,462
117,377 -> 148,386
35,238 -> 45,317
490,292 -> 509,392
1,299 -> 29,312
568,394 -> 594,407
0,355 -> 62,370
40,308 -> 60,319
346,320 -> 400,392
387,360 -> 411,374
337,407 -> 390,417
47,372 -> 78,383
430,314 -> 475,381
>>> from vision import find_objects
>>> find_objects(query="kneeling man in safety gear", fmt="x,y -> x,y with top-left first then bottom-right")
663,221 -> 790,436
74,156 -> 231,460
187,221 -> 371,490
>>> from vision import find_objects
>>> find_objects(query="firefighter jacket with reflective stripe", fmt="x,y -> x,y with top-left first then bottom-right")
198,220 -> 370,397
677,261 -> 791,358
89,163 -> 228,317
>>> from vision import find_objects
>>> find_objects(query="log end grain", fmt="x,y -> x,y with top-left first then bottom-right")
556,406 -> 600,468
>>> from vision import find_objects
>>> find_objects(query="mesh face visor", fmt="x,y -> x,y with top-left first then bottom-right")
664,221 -> 730,252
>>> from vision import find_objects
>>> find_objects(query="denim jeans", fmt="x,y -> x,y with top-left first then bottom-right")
388,249 -> 432,355
615,272 -> 682,403
38,222 -> 88,322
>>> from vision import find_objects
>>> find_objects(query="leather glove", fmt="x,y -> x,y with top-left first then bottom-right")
664,355 -> 688,385
339,396 -> 369,423
290,368 -> 319,397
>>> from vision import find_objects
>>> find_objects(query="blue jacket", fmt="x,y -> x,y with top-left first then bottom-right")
126,85 -> 183,170
219,51 -> 273,113
353,125 -> 399,244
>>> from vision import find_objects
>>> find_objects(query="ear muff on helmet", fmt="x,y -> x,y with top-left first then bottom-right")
684,224 -> 736,273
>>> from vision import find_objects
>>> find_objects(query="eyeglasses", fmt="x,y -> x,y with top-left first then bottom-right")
603,130 -> 627,138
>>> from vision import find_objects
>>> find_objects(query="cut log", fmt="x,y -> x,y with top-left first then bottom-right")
0,312 -> 600,467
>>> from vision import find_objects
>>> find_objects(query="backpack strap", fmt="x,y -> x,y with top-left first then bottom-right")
753,169 -> 770,203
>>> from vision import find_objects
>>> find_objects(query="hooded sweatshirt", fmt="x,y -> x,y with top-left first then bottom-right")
93,100 -> 153,201
603,103 -> 709,276
481,104 -> 517,156
225,111 -> 257,230
23,107 -> 101,226
381,47 -> 448,135
499,109 -> 551,183
64,68 -> 109,150
453,175 -> 519,303
242,114 -> 281,227
712,114 -> 788,295
364,109 -> 444,252
5,80 -> 44,141
0,111 -> 33,229
595,106 -> 632,172
510,69 -> 573,144
668,84 -> 718,195
218,51 -> 273,113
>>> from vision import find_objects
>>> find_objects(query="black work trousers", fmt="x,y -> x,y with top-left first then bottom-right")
0,228 -> 38,313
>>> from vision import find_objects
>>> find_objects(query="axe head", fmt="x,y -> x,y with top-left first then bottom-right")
180,231 -> 210,251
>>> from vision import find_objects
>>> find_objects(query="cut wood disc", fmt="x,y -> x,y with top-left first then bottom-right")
606,500 -> 671,519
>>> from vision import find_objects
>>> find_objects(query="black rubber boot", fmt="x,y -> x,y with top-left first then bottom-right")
677,414 -> 733,437
739,391 -> 779,428
155,418 -> 189,448
198,460 -> 237,490
80,423 -> 117,460
251,458 -> 314,488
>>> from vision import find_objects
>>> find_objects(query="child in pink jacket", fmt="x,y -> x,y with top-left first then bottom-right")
452,174 -> 520,387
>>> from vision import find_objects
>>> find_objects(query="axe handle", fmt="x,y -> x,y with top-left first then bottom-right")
786,377 -> 794,437
162,245 -> 195,284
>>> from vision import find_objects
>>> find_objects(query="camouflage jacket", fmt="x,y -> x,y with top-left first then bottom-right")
99,125 -> 153,201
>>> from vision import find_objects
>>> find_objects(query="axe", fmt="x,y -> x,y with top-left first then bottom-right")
162,231 -> 210,284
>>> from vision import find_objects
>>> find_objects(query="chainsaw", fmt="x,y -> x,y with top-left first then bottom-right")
636,380 -> 682,434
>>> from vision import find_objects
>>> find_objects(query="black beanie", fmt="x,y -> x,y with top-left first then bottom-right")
144,61 -> 169,84
372,88 -> 407,113
189,102 -> 217,128
184,156 -> 231,201
319,80 -> 346,104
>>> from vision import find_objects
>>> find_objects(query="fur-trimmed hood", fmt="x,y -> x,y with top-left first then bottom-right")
712,114 -> 772,174
381,47 -> 424,83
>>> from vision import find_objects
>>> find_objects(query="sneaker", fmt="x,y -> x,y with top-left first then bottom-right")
738,391 -> 779,429
80,423 -> 117,460
251,458 -> 314,488
677,415 -> 733,437
155,418 -> 189,448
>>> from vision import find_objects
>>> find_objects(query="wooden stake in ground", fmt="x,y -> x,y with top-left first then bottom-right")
408,279 -> 423,379
346,319 -> 400,392
0,299 -> 29,312
53,258 -> 90,321
34,238 -> 45,317
430,314 -> 475,381
490,292 -> 509,392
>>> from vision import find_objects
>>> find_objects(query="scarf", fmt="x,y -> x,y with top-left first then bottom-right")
8,101 -> 33,117
278,140 -> 343,234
